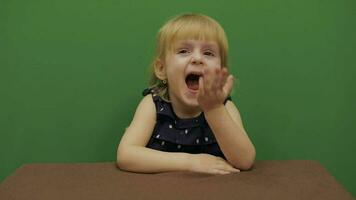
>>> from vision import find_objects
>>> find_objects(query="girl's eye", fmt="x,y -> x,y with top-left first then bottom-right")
204,51 -> 215,56
178,49 -> 189,54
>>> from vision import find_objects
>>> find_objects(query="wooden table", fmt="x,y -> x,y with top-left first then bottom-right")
0,160 -> 353,200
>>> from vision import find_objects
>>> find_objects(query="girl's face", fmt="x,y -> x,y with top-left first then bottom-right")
164,39 -> 222,112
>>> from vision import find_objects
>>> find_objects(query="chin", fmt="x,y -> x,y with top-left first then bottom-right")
185,98 -> 199,107
182,90 -> 200,107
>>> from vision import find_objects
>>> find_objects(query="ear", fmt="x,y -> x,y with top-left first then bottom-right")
154,58 -> 167,80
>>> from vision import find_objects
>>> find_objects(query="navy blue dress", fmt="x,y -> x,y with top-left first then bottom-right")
143,88 -> 231,158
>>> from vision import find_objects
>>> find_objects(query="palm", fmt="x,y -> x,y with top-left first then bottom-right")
197,67 -> 234,111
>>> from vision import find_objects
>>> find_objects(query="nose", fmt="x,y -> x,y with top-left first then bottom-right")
190,51 -> 204,65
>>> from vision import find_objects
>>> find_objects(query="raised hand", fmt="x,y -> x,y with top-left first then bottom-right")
197,67 -> 234,112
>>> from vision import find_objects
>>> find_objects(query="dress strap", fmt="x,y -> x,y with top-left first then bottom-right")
224,96 -> 232,104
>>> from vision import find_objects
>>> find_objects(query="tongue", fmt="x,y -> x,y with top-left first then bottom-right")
186,79 -> 199,90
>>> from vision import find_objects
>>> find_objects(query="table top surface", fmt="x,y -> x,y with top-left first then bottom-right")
0,160 -> 353,200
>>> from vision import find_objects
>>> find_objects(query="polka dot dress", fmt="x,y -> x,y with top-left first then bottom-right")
143,87 -> 232,158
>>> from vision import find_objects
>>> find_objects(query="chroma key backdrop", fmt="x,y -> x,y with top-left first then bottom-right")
1,0 -> 355,196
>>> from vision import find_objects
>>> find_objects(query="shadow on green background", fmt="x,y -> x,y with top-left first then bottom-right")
1,0 -> 355,196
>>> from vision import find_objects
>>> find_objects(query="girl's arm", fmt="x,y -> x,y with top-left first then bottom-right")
204,101 -> 256,170
117,95 -> 190,173
198,67 -> 256,170
118,146 -> 191,173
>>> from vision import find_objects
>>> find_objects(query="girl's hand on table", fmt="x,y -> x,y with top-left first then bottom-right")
188,153 -> 240,175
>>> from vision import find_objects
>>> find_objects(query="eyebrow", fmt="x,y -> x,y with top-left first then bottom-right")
176,41 -> 219,51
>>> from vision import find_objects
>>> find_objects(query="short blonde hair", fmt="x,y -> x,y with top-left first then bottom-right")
149,13 -> 229,101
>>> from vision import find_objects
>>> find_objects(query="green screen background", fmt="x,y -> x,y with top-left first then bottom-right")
1,0 -> 355,196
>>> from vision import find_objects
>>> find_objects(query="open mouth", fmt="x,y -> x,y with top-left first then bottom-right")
185,73 -> 202,91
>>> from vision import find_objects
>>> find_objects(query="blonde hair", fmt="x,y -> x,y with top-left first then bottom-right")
149,13 -> 229,101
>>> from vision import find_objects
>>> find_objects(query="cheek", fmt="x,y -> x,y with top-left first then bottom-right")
166,66 -> 184,82
207,61 -> 221,70
206,57 -> 221,68
166,60 -> 187,74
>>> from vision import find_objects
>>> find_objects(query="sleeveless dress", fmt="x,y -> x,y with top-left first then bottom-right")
143,88 -> 231,158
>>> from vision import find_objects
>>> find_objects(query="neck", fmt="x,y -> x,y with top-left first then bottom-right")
170,98 -> 202,119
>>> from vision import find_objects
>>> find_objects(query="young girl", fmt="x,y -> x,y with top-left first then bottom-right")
117,13 -> 255,175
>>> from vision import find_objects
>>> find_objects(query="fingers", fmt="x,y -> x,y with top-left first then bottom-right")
218,161 -> 240,173
202,68 -> 212,94
211,167 -> 240,175
219,68 -> 228,89
193,154 -> 240,175
198,67 -> 234,111
212,169 -> 231,175
214,70 -> 221,92
213,68 -> 225,91
202,67 -> 230,92
223,74 -> 234,95
213,158 -> 240,175
198,76 -> 204,97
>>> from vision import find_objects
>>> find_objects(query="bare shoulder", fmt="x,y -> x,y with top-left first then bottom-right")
118,94 -> 157,147
136,94 -> 156,117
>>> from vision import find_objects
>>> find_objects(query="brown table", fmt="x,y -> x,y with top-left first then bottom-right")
0,160 -> 353,200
